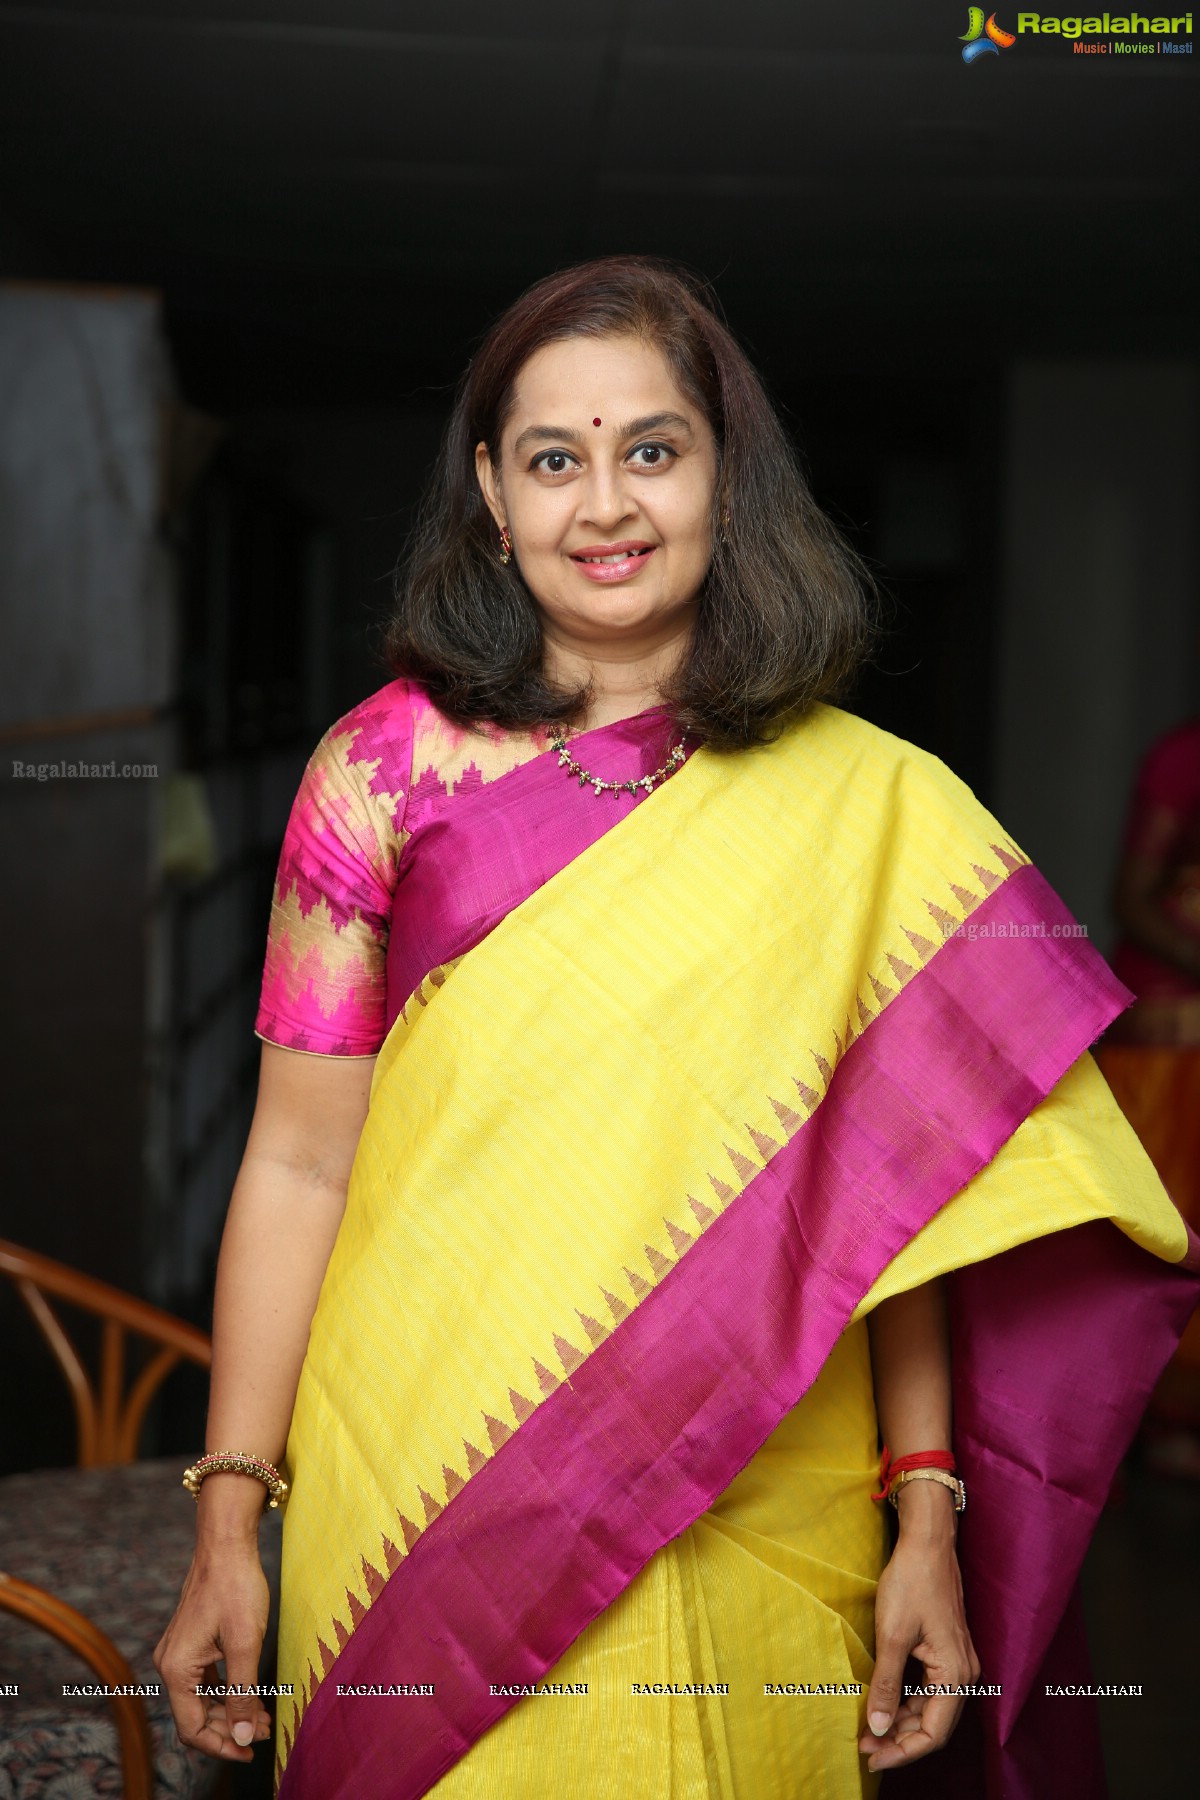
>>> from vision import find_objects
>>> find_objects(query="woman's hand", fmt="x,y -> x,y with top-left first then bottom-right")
154,1525 -> 272,1762
858,1484 -> 980,1774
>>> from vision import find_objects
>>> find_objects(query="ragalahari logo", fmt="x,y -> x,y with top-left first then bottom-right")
960,7 -> 1017,58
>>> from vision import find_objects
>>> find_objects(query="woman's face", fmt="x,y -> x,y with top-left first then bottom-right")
476,333 -> 719,660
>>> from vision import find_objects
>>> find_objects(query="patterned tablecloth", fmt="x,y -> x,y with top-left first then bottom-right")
0,1457 -> 283,1799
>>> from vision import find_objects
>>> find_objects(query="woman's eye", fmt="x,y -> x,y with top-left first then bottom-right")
628,442 -> 675,469
533,450 -> 578,474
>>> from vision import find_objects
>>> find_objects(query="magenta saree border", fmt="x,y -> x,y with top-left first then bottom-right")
279,864 -> 1199,1800
385,706 -> 688,1024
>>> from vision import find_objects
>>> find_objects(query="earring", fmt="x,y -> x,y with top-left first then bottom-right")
499,525 -> 512,565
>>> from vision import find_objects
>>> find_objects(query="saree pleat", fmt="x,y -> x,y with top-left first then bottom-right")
427,1324 -> 884,1800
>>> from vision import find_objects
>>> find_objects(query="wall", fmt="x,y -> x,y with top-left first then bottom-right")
0,283 -> 176,1471
995,361 -> 1199,952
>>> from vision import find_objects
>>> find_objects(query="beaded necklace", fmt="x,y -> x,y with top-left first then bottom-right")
547,727 -> 688,798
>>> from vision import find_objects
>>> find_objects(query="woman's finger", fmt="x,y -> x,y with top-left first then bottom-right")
154,1632 -> 222,1757
157,1630 -> 257,1762
203,1701 -> 272,1745
914,1691 -> 968,1750
863,1625 -> 910,1741
220,1624 -> 269,1749
865,1679 -> 975,1770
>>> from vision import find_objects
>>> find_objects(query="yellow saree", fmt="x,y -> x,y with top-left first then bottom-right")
273,705 -> 1194,1800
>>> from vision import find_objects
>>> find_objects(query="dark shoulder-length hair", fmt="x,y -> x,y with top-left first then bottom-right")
386,255 -> 875,749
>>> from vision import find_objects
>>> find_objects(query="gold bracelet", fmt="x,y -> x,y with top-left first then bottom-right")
182,1452 -> 289,1509
887,1468 -> 966,1513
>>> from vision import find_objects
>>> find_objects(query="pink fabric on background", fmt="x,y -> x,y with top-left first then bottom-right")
279,862 -> 1199,1800
1110,718 -> 1200,1004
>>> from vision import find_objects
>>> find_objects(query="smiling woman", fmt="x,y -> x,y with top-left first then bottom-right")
387,257 -> 873,744
154,258 -> 1198,1800
473,337 -> 719,722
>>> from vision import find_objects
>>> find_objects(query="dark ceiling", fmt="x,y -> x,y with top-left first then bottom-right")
1,1 -> 1197,407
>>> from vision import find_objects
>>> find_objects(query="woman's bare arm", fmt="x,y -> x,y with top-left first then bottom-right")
155,1042 -> 375,1762
860,1278 -> 980,1773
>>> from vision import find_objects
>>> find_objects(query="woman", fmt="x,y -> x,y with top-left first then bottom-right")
156,258 -> 1197,1800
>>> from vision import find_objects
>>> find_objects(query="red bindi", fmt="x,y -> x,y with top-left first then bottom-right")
593,417 -> 602,427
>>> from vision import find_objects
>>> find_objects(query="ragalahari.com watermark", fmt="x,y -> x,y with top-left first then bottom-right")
11,759 -> 159,781
941,917 -> 1089,941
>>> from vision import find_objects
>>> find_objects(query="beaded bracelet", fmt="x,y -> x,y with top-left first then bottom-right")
182,1452 -> 289,1509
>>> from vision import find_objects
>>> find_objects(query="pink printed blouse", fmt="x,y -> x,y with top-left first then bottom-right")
256,680 -> 549,1057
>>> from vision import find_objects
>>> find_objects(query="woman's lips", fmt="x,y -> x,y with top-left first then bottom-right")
569,544 -> 657,583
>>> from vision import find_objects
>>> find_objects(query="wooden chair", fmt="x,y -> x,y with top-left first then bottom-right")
0,1237 -> 212,1466
0,1571 -> 157,1800
0,1238 -> 278,1799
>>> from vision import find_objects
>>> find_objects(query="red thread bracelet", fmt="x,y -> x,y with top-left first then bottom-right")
871,1445 -> 956,1502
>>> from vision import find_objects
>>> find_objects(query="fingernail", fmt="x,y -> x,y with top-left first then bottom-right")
232,1721 -> 255,1747
868,1711 -> 891,1737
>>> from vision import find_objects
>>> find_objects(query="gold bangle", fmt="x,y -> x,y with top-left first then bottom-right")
887,1468 -> 966,1513
182,1452 -> 289,1509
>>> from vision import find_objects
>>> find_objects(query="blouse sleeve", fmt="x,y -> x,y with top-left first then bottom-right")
256,685 -> 415,1057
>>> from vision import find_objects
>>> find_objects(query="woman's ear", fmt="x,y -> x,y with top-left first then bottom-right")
475,441 -> 506,531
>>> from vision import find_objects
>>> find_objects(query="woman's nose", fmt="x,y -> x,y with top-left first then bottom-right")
577,465 -> 637,531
